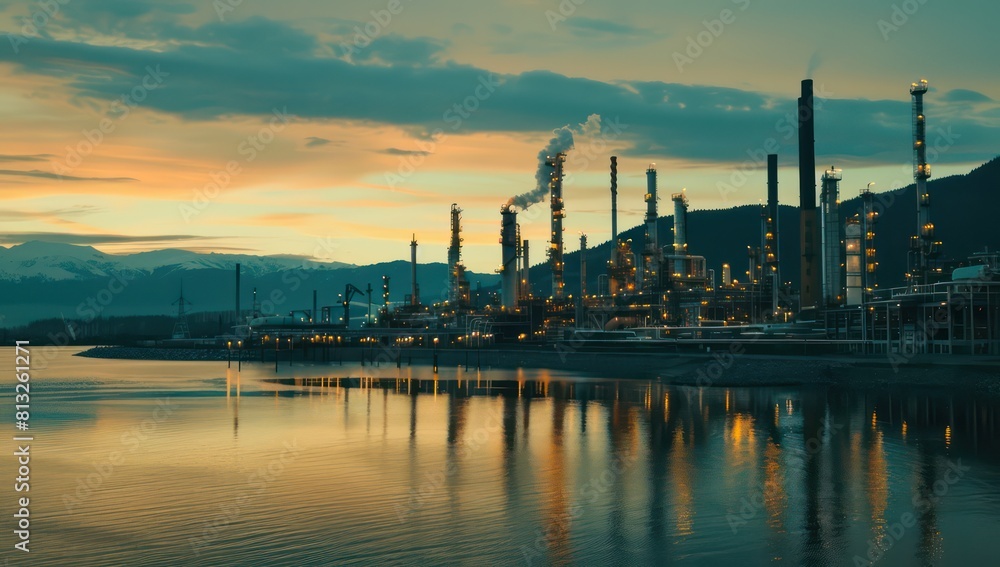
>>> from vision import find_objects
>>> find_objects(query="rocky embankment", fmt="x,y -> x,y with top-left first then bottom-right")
75,345 -> 1000,395
77,346 -> 242,361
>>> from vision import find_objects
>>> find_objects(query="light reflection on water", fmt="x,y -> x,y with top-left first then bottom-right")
2,348 -> 1000,566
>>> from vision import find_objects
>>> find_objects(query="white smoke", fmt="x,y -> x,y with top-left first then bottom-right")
508,114 -> 602,210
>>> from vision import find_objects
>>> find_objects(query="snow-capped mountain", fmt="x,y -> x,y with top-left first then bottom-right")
0,241 -> 354,281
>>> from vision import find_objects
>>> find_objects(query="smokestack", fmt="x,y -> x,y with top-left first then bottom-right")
798,81 -> 816,211
910,79 -> 934,285
580,234 -> 587,297
312,289 -> 317,323
798,79 -> 820,310
410,234 -> 420,307
643,165 -> 660,292
820,167 -> 843,306
501,205 -> 519,308
672,190 -> 688,255
235,263 -> 240,324
448,204 -> 463,304
610,156 -> 618,243
766,154 -> 779,268
521,239 -> 530,300
765,154 -> 780,312
548,153 -> 566,300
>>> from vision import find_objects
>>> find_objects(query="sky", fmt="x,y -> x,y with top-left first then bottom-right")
0,0 -> 997,273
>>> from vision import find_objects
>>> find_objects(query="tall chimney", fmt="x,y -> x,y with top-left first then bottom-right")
548,153 -> 566,300
610,156 -> 618,244
765,154 -> 780,312
448,204 -> 464,305
910,79 -> 934,285
410,234 -> 420,307
766,154 -> 779,270
235,263 -> 241,324
643,164 -> 660,293
521,239 -> 530,300
672,190 -> 688,255
820,167 -> 843,306
580,234 -> 588,297
798,79 -> 820,310
501,206 -> 519,308
312,289 -> 317,323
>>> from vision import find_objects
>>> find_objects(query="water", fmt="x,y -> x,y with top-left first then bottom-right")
2,347 -> 999,566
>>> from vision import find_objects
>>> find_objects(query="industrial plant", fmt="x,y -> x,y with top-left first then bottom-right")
244,78 -> 1000,357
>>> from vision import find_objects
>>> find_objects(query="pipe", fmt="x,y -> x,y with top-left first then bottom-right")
643,165 -> 660,293
410,234 -> 419,306
235,263 -> 240,324
610,156 -> 618,244
521,239 -> 530,300
501,206 -> 518,308
548,153 -> 566,300
672,191 -> 687,255
820,167 -> 843,306
448,204 -> 463,304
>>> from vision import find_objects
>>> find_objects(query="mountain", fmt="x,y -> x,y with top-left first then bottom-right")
0,241 -> 355,281
0,244 -> 500,327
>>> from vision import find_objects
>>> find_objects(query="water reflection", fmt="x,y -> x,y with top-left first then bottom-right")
262,374 -> 1000,566
12,347 -> 1000,567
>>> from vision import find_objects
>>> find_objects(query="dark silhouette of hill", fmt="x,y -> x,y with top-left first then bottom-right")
0,260 -> 499,327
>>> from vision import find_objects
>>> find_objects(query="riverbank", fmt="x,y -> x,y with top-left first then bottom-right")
75,345 -> 1000,394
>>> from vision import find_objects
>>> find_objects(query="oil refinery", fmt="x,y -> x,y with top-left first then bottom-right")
245,78 -> 1000,358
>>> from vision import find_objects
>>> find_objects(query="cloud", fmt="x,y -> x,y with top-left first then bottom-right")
941,89 -> 993,103
0,205 -> 102,221
0,169 -> 137,182
0,22 -> 996,167
380,148 -> 431,157
351,35 -> 449,66
305,136 -> 332,147
0,154 -> 54,163
0,232 -> 211,245
563,18 -> 652,38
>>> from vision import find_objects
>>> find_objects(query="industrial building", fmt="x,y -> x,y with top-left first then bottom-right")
244,77 -> 999,357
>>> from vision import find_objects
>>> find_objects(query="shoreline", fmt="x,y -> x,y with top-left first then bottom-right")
75,345 -> 1000,394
